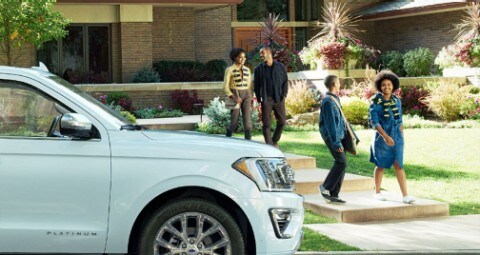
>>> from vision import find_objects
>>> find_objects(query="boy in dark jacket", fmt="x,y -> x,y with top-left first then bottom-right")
319,75 -> 347,204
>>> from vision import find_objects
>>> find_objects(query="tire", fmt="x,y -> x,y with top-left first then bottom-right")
135,198 -> 246,255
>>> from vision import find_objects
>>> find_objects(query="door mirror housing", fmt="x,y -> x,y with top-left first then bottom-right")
60,113 -> 93,139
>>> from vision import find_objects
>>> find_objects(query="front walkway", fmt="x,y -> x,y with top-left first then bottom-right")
304,214 -> 480,252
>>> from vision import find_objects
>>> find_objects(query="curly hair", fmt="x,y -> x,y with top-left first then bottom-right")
229,48 -> 246,62
374,70 -> 400,92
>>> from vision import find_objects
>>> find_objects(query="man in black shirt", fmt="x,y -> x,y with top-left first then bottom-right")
254,46 -> 288,148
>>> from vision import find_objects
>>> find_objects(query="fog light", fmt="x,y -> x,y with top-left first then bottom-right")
269,208 -> 298,239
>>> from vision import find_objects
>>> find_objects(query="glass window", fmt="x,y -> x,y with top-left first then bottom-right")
37,25 -> 111,83
237,0 -> 289,21
295,0 -> 307,21
0,81 -> 64,137
311,0 -> 320,20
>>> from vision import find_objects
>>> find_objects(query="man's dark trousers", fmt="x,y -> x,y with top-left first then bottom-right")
322,136 -> 347,197
261,96 -> 286,145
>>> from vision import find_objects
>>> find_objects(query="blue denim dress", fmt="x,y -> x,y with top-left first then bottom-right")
369,93 -> 404,169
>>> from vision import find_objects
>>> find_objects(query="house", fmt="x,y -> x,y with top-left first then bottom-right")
4,0 -> 471,84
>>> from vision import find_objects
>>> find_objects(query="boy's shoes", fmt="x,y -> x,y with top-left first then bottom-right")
329,196 -> 346,204
403,195 -> 416,204
373,192 -> 387,201
319,185 -> 332,203
319,185 -> 330,197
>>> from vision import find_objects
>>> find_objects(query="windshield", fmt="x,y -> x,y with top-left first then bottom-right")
46,75 -> 131,125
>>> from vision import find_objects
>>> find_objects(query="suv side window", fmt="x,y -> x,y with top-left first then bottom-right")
0,80 -> 67,137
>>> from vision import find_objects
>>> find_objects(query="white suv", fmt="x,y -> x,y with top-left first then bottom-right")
0,65 -> 304,255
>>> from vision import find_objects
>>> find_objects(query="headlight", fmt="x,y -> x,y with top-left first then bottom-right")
232,158 -> 295,192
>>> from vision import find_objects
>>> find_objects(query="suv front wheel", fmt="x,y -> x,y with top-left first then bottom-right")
136,198 -> 246,255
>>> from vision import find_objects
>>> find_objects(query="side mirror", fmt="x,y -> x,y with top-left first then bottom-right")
60,113 -> 93,139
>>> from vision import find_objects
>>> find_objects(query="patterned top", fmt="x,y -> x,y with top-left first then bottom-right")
369,93 -> 404,169
223,64 -> 252,97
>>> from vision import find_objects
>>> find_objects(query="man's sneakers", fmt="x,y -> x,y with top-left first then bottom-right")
319,185 -> 346,204
403,195 -> 416,204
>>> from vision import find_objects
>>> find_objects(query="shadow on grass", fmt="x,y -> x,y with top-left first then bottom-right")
280,141 -> 477,180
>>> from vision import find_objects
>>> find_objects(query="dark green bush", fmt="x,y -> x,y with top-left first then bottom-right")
403,47 -> 433,77
380,50 -> 405,76
153,60 -> 227,82
106,91 -> 134,112
131,67 -> 161,83
205,59 -> 228,81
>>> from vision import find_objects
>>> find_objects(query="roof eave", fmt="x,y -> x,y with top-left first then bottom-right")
359,3 -> 467,21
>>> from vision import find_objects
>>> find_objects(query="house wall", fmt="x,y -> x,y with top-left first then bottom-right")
119,22 -> 153,82
372,10 -> 462,55
195,7 -> 232,63
153,7 -> 196,61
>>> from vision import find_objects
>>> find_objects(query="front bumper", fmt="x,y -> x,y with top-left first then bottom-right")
238,192 -> 304,255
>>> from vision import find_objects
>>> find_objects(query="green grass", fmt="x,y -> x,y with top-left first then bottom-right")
256,128 -> 480,215
299,228 -> 361,252
303,210 -> 337,224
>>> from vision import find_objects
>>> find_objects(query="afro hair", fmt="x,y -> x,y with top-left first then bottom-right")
374,70 -> 400,92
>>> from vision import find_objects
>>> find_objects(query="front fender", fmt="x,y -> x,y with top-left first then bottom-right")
105,170 -> 261,253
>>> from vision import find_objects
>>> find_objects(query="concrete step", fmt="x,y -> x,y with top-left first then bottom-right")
284,153 -> 316,169
303,190 -> 449,223
294,168 -> 374,195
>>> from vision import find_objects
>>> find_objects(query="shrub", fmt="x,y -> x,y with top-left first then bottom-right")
153,60 -> 227,82
403,47 -> 434,77
402,114 -> 443,129
341,96 -> 369,126
401,86 -> 430,117
106,91 -> 135,112
460,94 -> 480,120
205,59 -> 228,81
134,106 -> 185,119
446,119 -> 480,128
380,51 -> 405,76
198,97 -> 261,134
285,80 -> 319,117
121,111 -> 137,124
171,90 -> 204,114
423,80 -> 472,121
131,67 -> 161,83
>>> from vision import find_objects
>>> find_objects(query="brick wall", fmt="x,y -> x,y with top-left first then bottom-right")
153,7 -> 196,61
120,22 -> 153,82
111,23 -> 122,83
373,10 -> 462,55
85,83 -> 224,110
195,7 -> 232,63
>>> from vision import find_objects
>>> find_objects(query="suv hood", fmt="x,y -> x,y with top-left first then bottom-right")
141,130 -> 284,158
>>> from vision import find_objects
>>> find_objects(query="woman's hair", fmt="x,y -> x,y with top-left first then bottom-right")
374,70 -> 400,91
324,75 -> 338,90
229,48 -> 246,62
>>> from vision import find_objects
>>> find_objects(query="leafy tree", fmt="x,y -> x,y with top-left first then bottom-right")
0,0 -> 69,66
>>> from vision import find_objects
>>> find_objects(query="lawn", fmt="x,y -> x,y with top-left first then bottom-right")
247,128 -> 480,251
267,128 -> 480,215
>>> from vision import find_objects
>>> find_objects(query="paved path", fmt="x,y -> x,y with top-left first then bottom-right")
304,214 -> 480,252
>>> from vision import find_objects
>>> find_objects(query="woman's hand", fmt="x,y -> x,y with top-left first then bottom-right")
236,97 -> 243,104
384,136 -> 395,146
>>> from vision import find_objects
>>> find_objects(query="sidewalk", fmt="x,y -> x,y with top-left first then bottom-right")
303,214 -> 480,252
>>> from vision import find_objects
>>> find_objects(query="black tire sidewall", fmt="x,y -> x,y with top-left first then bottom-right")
136,198 -> 246,255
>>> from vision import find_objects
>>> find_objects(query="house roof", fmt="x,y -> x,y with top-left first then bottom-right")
355,0 -> 469,21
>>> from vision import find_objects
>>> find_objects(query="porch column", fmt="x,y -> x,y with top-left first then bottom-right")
119,5 -> 153,82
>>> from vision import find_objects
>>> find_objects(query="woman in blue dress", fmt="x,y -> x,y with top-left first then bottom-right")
369,70 -> 415,204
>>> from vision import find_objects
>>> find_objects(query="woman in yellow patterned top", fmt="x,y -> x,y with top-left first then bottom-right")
224,48 -> 253,140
